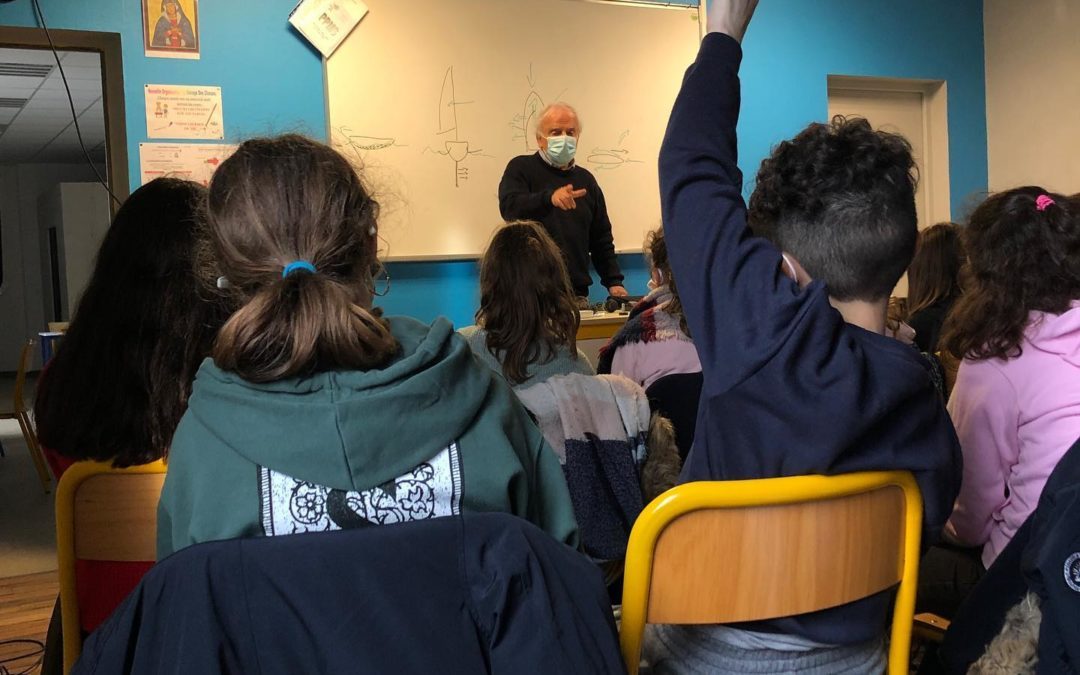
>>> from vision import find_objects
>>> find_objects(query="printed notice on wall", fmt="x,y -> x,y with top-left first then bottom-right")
145,84 -> 224,139
288,0 -> 368,58
139,143 -> 237,187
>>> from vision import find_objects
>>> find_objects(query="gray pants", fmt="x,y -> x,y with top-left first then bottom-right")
642,624 -> 887,674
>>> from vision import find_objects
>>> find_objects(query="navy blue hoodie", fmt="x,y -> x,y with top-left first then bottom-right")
660,33 -> 962,644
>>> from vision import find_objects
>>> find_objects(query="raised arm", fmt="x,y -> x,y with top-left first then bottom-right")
660,0 -> 810,392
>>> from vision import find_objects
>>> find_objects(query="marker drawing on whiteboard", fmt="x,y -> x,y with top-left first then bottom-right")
333,126 -> 406,164
509,64 -> 545,151
425,66 -> 483,188
586,130 -> 643,170
508,66 -> 570,151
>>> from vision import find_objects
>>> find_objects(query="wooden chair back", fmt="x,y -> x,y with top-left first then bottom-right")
619,471 -> 923,675
56,461 -> 167,673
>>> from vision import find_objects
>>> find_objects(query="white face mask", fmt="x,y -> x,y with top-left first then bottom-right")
545,135 -> 577,166
781,254 -> 799,283
647,269 -> 665,290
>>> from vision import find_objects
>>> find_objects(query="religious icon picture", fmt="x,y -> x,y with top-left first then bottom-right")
143,0 -> 200,60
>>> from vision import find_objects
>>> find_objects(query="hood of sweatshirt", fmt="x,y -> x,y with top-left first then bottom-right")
183,316 -> 494,492
1027,302 -> 1080,367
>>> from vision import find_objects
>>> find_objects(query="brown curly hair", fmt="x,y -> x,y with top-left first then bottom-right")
476,221 -> 581,384
748,115 -> 918,302
941,187 -> 1080,361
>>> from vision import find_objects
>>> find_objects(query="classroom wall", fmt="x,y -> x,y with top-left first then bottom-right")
41,182 -> 112,321
984,0 -> 1080,194
0,164 -> 99,371
1,0 -> 987,329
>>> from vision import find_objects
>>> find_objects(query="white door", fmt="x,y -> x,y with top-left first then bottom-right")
827,78 -> 951,297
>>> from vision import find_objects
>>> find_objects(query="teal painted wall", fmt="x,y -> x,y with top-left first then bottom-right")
2,0 -> 986,327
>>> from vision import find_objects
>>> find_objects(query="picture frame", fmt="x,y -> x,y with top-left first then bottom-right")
143,0 -> 200,60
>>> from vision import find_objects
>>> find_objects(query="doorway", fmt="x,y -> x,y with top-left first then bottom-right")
0,27 -> 127,373
827,75 -> 951,297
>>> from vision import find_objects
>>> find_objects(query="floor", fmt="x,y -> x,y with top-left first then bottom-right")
0,371 -> 57,580
0,422 -> 56,580
0,571 -> 56,674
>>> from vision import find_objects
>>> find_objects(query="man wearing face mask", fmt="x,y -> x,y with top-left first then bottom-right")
498,103 -> 627,302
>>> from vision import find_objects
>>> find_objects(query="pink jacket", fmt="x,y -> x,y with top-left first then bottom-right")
945,303 -> 1080,567
609,338 -> 701,391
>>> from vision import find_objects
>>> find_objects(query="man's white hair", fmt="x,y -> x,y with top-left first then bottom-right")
534,102 -> 581,139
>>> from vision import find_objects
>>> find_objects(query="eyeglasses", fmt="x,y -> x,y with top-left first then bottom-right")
371,261 -> 391,297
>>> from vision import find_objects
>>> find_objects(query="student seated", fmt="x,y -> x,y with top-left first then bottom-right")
596,226 -> 700,389
459,220 -> 594,388
643,1 -> 961,671
906,222 -> 964,355
516,371 -> 681,562
31,178 -> 229,670
157,137 -> 578,558
918,435 -> 1080,675
34,177 -> 227,478
918,188 -> 1080,617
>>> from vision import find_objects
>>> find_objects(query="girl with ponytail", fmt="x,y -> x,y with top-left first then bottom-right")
158,135 -> 578,557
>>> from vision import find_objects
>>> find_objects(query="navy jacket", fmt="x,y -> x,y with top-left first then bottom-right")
660,33 -> 962,644
74,513 -> 625,675
933,435 -> 1080,674
1023,438 -> 1080,672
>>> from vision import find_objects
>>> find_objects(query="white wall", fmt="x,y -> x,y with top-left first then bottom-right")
40,183 -> 111,319
0,164 -> 103,371
984,0 -> 1080,193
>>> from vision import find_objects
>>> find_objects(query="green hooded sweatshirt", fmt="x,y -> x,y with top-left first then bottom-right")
157,316 -> 579,559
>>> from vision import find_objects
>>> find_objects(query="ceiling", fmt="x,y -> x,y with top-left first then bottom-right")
0,47 -> 106,166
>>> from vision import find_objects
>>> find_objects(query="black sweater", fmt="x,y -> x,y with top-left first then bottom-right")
662,33 -> 961,644
498,153 -> 623,296
908,297 -> 955,354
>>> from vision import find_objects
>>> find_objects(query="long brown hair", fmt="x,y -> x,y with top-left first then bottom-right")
34,178 -> 228,467
205,134 -> 399,383
906,222 -> 964,318
476,221 -> 580,384
942,187 -> 1080,361
644,227 -> 689,336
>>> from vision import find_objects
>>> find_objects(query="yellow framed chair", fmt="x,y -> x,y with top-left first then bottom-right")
619,471 -> 923,675
56,460 -> 167,674
0,338 -> 51,492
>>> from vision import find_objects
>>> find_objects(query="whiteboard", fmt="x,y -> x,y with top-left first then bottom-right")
326,0 -> 701,260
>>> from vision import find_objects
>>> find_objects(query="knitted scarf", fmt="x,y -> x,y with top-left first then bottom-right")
597,286 -> 690,375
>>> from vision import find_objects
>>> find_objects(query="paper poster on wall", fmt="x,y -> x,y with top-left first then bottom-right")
288,0 -> 368,58
145,84 -> 224,139
139,143 -> 237,187
143,0 -> 200,59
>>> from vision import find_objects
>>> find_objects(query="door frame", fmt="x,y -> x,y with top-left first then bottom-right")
827,75 -> 951,228
0,26 -> 130,211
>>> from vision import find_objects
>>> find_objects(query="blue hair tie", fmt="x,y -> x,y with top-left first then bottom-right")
282,260 -> 317,278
